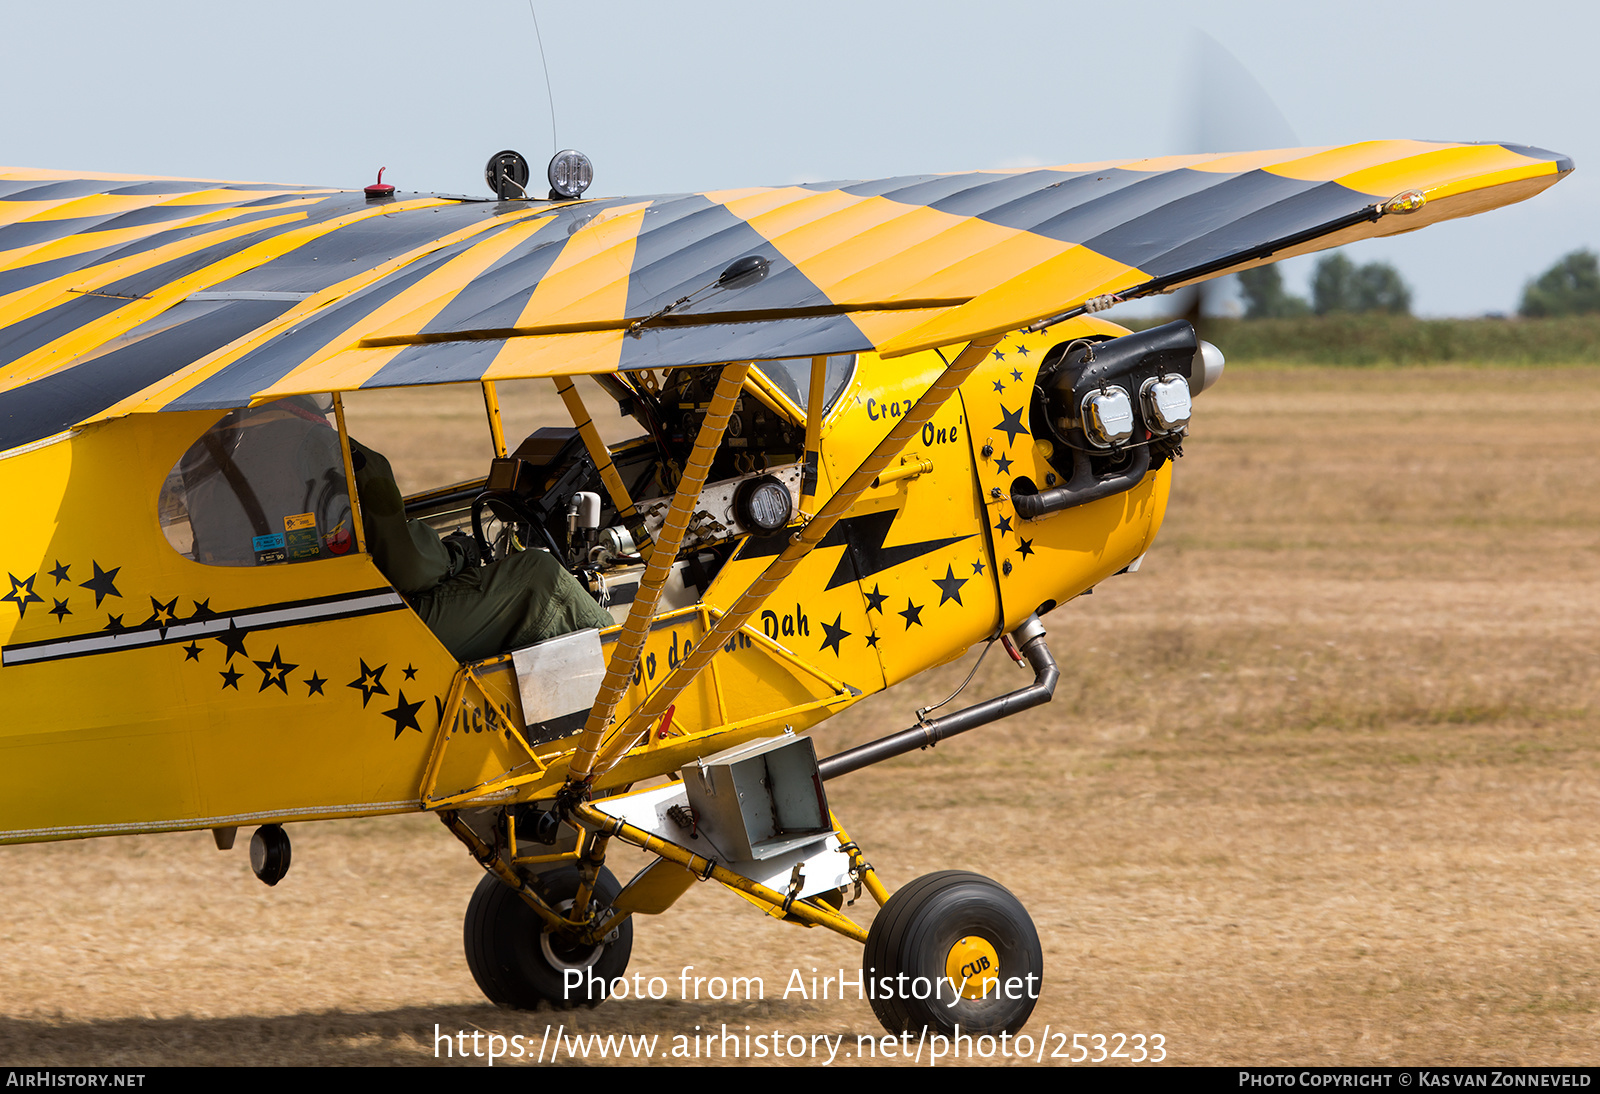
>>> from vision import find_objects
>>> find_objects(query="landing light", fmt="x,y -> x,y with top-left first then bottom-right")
484,149 -> 531,200
548,149 -> 593,200
734,475 -> 793,535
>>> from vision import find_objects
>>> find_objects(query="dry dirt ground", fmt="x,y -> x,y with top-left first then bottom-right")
4,365 -> 1598,1066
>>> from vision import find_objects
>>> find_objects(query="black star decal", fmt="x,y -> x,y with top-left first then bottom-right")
253,646 -> 299,694
183,641 -> 203,661
305,672 -> 327,696
863,584 -> 888,613
933,565 -> 969,607
50,599 -> 71,621
381,690 -> 424,739
972,558 -> 985,575
991,379 -> 1005,393
994,405 -> 1029,447
146,595 -> 178,638
215,620 -> 250,663
1011,368 -> 1024,382
1017,537 -> 1036,559
80,562 -> 121,608
865,631 -> 880,649
819,613 -> 851,656
48,561 -> 70,585
189,598 -> 215,621
402,664 -> 418,681
899,599 -> 924,629
992,349 -> 1005,361
219,666 -> 242,690
2,573 -> 43,618
994,514 -> 1013,537
348,659 -> 389,708
993,453 -> 1013,475
104,614 -> 125,634
1014,344 -> 1029,357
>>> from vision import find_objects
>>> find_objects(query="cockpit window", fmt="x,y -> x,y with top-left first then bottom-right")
159,396 -> 355,566
753,355 -> 856,418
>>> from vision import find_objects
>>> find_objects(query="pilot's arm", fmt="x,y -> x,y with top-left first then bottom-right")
349,441 -> 464,596
348,439 -> 611,663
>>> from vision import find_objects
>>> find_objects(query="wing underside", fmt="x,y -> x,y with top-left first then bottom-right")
0,140 -> 1571,452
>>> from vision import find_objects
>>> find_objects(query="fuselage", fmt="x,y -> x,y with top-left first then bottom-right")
0,318 -> 1171,843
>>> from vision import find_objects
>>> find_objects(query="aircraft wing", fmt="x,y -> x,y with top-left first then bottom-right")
0,141 -> 1570,452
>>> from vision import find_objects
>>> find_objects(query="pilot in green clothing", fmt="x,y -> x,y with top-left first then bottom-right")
351,442 -> 613,663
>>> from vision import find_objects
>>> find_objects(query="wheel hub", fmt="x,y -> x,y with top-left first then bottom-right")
944,934 -> 1001,1000
539,897 -> 605,972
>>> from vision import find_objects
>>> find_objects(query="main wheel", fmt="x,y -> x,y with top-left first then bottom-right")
463,866 -> 633,1009
862,871 -> 1043,1037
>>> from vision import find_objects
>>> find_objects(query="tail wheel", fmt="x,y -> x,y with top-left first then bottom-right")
863,871 -> 1043,1037
463,866 -> 632,1010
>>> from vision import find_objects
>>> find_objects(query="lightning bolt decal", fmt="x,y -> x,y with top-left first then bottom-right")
738,508 -> 972,591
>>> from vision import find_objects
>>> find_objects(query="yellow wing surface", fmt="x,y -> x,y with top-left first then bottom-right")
0,141 -> 1571,454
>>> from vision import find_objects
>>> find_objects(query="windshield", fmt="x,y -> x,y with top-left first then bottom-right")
753,355 -> 856,418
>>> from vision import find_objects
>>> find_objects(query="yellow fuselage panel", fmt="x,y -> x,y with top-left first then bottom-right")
0,412 -> 455,842
1,329 -> 1170,840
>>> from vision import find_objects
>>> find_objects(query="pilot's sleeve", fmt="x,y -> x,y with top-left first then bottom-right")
350,441 -> 457,596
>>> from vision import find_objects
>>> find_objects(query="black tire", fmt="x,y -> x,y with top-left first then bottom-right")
862,871 -> 1043,1037
463,866 -> 632,1010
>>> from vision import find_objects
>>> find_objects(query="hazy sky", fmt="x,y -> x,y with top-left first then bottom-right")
3,0 -> 1593,316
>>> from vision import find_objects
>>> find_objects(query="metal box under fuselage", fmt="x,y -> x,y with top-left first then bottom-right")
684,734 -> 830,861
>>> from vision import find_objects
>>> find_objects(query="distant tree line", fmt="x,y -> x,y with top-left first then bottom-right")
1519,249 -> 1600,317
1239,254 -> 1410,318
1237,248 -> 1600,320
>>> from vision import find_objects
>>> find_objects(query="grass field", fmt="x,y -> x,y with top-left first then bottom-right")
3,364 -> 1597,1066
1131,314 -> 1600,365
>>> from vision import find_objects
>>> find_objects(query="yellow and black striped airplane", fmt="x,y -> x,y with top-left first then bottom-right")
0,140 -> 1570,1035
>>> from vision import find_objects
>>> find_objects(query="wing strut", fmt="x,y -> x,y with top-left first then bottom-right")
565,363 -> 752,782
552,375 -> 648,550
580,336 -> 1002,781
